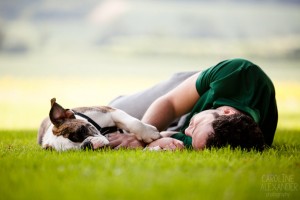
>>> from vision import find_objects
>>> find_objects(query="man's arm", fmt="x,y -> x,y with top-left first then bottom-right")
107,72 -> 200,149
142,72 -> 200,131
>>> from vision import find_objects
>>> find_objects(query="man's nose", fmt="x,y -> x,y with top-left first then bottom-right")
185,127 -> 192,136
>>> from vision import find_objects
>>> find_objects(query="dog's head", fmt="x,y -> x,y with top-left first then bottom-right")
49,98 -> 99,143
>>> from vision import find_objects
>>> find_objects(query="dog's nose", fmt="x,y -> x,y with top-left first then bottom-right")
81,141 -> 93,150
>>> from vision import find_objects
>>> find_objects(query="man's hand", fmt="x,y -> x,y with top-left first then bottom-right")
147,137 -> 185,151
106,133 -> 146,149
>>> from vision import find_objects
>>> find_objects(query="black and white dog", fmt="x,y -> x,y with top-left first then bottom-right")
38,98 -> 161,151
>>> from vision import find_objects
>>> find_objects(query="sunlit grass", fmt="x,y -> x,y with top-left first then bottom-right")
0,129 -> 299,200
0,77 -> 299,130
274,81 -> 300,131
0,76 -> 166,129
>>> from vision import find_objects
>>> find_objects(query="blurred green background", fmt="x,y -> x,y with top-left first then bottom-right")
0,0 -> 299,129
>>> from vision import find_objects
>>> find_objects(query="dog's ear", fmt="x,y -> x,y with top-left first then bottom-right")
49,98 -> 75,127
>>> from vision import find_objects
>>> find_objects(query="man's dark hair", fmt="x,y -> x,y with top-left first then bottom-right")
206,113 -> 265,151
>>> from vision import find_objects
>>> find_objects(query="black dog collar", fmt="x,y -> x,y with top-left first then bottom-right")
72,110 -> 123,135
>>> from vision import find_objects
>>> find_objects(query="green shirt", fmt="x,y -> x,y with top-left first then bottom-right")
171,58 -> 278,147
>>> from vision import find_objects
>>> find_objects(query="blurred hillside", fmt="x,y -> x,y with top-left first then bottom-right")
0,0 -> 300,80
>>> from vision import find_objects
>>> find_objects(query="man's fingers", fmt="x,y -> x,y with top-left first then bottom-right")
115,144 -> 122,150
162,143 -> 175,151
106,138 -> 122,148
162,140 -> 184,151
169,143 -> 177,150
106,133 -> 146,149
106,133 -> 119,140
115,142 -> 142,150
174,140 -> 184,148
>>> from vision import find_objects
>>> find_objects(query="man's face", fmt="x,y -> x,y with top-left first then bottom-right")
185,110 -> 220,150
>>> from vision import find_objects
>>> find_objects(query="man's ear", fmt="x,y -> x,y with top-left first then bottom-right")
49,98 -> 75,127
223,107 -> 238,115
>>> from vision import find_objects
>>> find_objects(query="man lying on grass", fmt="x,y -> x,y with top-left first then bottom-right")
107,58 -> 278,151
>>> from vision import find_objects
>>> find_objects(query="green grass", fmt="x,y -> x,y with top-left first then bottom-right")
0,129 -> 299,200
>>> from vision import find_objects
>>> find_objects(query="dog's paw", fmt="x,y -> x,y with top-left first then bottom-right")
81,136 -> 109,150
90,136 -> 109,149
136,124 -> 161,143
